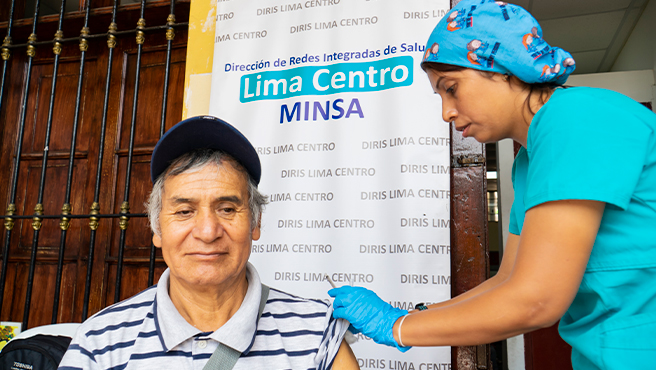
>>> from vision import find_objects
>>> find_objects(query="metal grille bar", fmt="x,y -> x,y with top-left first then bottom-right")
52,0 -> 92,324
82,0 -> 119,321
1,214 -> 147,219
148,0 -> 176,287
23,0 -> 68,330
0,0 -> 17,322
115,0 -> 148,304
5,24 -> 187,49
0,0 -> 15,118
0,0 -> 42,325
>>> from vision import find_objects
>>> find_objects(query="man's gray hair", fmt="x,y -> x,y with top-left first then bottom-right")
146,149 -> 268,236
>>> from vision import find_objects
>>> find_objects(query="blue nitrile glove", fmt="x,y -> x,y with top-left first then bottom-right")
329,286 -> 410,352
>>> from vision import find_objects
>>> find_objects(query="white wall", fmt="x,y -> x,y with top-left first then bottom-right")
567,69 -> 655,107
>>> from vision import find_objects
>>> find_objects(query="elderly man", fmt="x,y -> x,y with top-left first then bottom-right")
58,116 -> 358,370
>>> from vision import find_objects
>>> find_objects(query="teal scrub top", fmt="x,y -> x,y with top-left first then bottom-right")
509,87 -> 656,369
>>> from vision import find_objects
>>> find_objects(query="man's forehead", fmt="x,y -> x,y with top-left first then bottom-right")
162,161 -> 249,196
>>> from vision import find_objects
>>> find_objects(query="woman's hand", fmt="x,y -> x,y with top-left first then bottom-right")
329,286 -> 410,352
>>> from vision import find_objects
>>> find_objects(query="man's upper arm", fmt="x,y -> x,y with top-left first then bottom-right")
58,336 -> 98,370
331,340 -> 360,370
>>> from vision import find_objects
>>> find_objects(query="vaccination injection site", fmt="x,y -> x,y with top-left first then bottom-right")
0,0 -> 654,370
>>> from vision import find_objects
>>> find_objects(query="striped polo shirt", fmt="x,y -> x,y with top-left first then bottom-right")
58,263 -> 348,370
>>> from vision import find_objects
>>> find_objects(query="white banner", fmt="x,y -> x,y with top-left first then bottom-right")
210,0 -> 452,367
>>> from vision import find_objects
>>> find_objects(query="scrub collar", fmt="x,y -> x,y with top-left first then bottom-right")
421,0 -> 575,85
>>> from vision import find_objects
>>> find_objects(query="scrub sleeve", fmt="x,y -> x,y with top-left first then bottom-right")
509,87 -> 656,369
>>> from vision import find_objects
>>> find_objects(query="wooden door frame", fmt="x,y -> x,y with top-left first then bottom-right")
448,1 -> 491,369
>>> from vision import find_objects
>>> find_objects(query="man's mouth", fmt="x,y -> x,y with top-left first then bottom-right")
188,251 -> 228,259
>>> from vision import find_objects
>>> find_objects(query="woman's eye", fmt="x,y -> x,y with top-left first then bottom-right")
446,85 -> 456,94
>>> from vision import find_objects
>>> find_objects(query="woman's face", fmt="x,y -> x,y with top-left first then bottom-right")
426,67 -> 525,143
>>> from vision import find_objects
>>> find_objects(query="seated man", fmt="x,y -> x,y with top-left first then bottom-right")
58,116 -> 358,370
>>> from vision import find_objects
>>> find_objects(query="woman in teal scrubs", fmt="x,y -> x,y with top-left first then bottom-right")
328,1 -> 656,368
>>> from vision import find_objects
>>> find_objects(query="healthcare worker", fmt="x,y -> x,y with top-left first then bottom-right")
328,1 -> 656,368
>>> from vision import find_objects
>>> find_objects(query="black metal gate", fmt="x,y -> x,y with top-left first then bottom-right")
0,0 -> 188,330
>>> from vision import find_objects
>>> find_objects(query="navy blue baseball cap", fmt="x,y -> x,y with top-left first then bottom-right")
150,115 -> 261,185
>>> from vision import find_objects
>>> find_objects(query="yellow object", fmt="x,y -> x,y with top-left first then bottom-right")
182,0 -> 216,119
0,323 -> 20,351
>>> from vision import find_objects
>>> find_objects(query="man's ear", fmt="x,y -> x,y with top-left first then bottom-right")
252,215 -> 262,241
153,232 -> 162,248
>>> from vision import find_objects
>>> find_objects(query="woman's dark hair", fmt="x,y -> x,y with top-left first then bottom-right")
422,62 -> 558,116
421,62 -> 467,74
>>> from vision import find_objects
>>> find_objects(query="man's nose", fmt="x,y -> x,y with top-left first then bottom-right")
442,101 -> 458,123
192,210 -> 224,242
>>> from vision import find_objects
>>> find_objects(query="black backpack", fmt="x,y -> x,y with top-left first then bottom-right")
0,334 -> 72,370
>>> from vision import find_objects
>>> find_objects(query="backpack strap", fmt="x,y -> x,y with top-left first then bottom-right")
202,284 -> 270,370
202,343 -> 241,370
258,284 -> 269,319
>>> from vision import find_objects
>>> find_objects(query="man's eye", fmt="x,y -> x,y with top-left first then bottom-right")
220,207 -> 236,214
176,210 -> 192,216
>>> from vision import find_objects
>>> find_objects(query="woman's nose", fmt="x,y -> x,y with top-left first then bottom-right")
442,101 -> 458,123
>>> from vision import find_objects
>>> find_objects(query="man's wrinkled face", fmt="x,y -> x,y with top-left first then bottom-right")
153,162 -> 260,290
